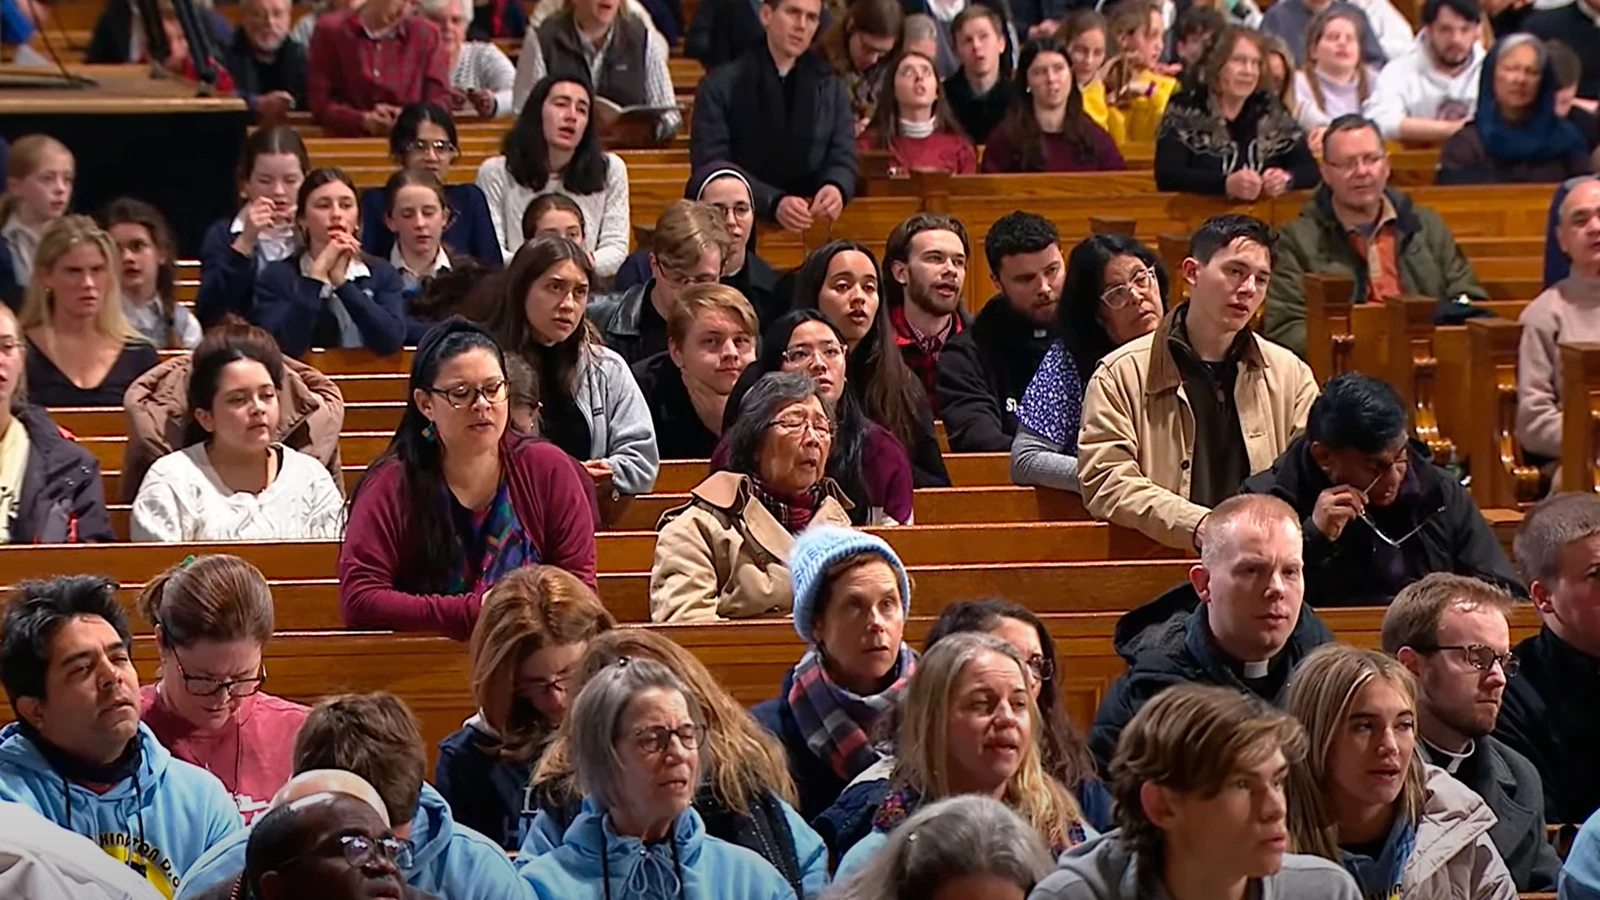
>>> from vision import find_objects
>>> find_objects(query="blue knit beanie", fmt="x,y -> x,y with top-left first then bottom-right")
789,526 -> 911,641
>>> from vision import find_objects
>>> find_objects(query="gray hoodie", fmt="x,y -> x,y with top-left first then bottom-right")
1028,831 -> 1361,900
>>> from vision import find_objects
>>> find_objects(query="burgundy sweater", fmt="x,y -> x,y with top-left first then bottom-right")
979,122 -> 1126,173
338,434 -> 598,640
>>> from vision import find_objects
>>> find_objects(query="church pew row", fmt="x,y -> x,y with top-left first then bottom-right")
0,607 -> 1544,770
1559,341 -> 1600,494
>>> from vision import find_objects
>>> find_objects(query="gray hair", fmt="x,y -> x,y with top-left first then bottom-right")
1495,32 -> 1546,71
568,657 -> 704,814
725,371 -> 833,477
822,795 -> 1055,900
1513,492 -> 1600,584
903,12 -> 938,44
416,0 -> 464,19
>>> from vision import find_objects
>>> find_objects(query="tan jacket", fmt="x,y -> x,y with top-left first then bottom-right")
1403,765 -> 1517,900
120,354 -> 347,503
649,471 -> 854,623
1078,309 -> 1318,549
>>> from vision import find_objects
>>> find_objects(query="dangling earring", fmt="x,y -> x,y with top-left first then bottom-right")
422,422 -> 437,443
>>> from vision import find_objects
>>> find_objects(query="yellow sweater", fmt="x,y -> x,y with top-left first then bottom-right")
1116,71 -> 1177,143
1079,80 -> 1128,146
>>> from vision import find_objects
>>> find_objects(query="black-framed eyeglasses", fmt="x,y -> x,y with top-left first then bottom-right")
427,380 -> 508,409
172,654 -> 266,698
630,723 -> 707,754
1025,653 -> 1054,682
281,832 -> 412,872
404,139 -> 458,158
1416,644 -> 1520,677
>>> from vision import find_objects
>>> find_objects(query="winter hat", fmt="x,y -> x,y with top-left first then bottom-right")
789,526 -> 911,642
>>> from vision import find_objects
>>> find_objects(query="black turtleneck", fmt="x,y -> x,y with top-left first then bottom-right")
1494,626 -> 1600,825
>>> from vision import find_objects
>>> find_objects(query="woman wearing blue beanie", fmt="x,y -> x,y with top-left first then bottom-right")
751,525 -> 914,822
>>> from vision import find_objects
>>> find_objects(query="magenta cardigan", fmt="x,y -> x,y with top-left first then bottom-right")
337,434 -> 599,640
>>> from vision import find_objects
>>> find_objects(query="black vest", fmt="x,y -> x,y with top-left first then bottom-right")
537,12 -> 650,109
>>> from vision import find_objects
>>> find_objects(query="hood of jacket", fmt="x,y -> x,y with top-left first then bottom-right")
0,721 -> 172,816
1404,765 -> 1500,891
1109,581 -> 1334,680
406,782 -> 459,872
555,805 -> 708,887
13,405 -> 102,542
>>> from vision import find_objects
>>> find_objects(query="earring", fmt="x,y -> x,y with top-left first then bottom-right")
422,422 -> 437,443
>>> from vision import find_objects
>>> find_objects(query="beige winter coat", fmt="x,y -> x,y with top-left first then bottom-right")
120,354 -> 347,503
1077,308 -> 1318,549
649,471 -> 853,623
1402,765 -> 1517,900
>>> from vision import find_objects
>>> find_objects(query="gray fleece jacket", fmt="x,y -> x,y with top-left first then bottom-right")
574,343 -> 659,495
1028,831 -> 1361,900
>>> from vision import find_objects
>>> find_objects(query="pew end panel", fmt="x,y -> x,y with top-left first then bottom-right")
1385,295 -> 1454,463
1465,318 -> 1541,508
1304,272 -> 1356,384
1559,342 -> 1600,494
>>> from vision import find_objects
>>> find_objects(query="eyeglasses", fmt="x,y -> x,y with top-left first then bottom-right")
404,139 -> 458,158
521,669 -> 574,694
0,339 -> 20,357
1025,653 -> 1054,682
658,265 -> 722,289
1417,644 -> 1520,677
709,201 -> 752,220
173,655 -> 266,698
1354,472 -> 1444,548
630,723 -> 707,754
1325,151 -> 1388,174
1101,266 -> 1156,309
283,832 -> 412,873
768,413 -> 834,438
427,380 -> 508,409
781,343 -> 846,366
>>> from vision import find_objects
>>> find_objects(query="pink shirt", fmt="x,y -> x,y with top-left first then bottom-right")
140,683 -> 310,823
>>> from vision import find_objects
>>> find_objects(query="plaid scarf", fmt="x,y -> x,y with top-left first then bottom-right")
445,479 -> 535,595
786,645 -> 913,781
872,785 -> 1085,857
747,478 -> 825,534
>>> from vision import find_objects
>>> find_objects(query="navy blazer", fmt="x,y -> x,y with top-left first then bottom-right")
195,216 -> 273,326
358,182 -> 504,268
250,254 -> 407,358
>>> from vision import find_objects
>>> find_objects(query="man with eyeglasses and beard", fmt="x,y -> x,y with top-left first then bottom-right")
1240,371 -> 1522,608
1381,573 -> 1560,892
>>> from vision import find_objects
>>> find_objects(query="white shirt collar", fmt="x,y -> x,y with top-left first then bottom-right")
389,244 -> 451,279
230,212 -> 299,262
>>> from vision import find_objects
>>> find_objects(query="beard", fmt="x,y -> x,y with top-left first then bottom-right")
909,280 -> 961,316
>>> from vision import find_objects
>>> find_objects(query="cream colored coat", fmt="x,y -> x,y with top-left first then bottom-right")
1077,309 -> 1319,549
1402,765 -> 1517,900
649,471 -> 853,623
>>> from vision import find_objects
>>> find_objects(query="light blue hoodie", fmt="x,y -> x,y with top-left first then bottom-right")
0,721 -> 242,898
520,794 -> 827,898
520,805 -> 796,900
175,783 -> 530,900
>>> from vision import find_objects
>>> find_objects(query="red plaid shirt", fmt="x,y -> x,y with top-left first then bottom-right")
889,301 -> 964,416
307,10 -> 451,136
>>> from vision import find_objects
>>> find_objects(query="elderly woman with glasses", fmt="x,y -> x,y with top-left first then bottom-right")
138,554 -> 310,823
517,657 -> 797,900
1011,233 -> 1167,493
649,371 -> 854,623
358,102 -> 504,267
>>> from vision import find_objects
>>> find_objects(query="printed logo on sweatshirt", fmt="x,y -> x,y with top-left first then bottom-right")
98,830 -> 179,898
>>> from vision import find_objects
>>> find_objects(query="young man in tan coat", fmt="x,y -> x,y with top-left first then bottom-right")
1078,214 -> 1318,551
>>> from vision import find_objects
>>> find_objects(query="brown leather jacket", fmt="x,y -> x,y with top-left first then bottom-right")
119,354 -> 346,503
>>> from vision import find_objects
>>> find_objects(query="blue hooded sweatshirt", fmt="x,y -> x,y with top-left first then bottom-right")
175,783 -> 529,900
0,721 -> 242,898
520,805 -> 797,900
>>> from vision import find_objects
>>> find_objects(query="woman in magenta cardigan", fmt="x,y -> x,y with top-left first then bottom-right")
856,50 -> 977,176
338,317 -> 598,641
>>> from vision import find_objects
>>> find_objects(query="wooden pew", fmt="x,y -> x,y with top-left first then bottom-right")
1559,342 -> 1600,493
1464,318 -> 1542,509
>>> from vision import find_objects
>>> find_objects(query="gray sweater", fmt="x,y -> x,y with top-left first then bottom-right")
1029,831 -> 1361,900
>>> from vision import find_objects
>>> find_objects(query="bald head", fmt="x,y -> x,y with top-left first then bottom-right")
271,770 -> 390,826
1559,178 -> 1600,277
247,792 -> 403,900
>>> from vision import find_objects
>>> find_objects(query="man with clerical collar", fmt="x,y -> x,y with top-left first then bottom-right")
1088,494 -> 1333,771
0,575 -> 242,897
1382,572 -> 1561,892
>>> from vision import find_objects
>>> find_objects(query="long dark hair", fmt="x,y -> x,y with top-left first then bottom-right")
346,318 -> 509,589
503,75 -> 609,196
923,598 -> 1097,794
723,310 -> 872,526
389,101 -> 460,161
1057,233 -> 1167,384
98,197 -> 180,347
791,240 -> 927,455
861,50 -> 970,151
999,36 -> 1097,171
484,236 -> 598,404
182,324 -> 286,447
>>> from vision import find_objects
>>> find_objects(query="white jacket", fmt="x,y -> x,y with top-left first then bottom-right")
1362,34 -> 1483,139
0,802 -> 163,900
1343,0 -> 1416,61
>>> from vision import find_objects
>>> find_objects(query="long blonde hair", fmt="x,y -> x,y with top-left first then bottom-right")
18,215 -> 145,343
1284,644 -> 1427,861
532,628 -> 797,814
892,632 -> 1083,850
0,135 -> 72,227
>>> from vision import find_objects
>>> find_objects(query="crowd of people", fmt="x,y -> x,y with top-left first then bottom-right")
0,0 -> 1597,894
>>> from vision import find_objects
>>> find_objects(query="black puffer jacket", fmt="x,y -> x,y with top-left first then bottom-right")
11,405 -> 112,544
1087,581 -> 1333,772
1240,436 -> 1524,607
